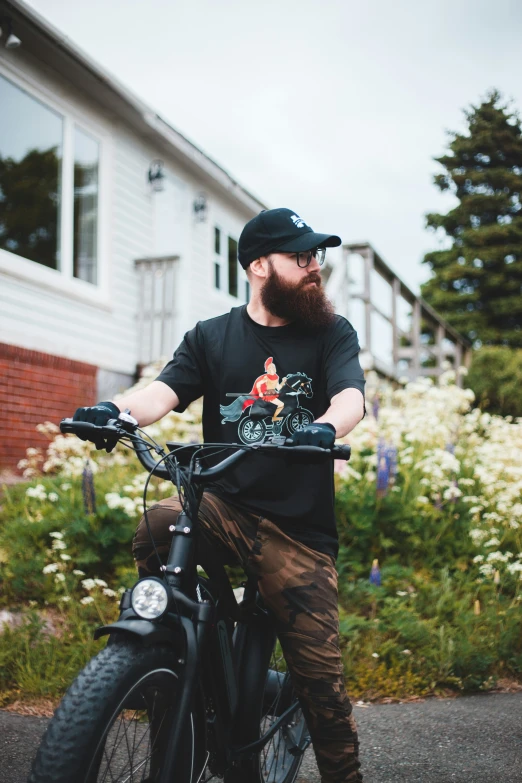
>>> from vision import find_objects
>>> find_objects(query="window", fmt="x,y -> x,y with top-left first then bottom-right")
0,73 -> 62,270
0,72 -> 101,286
228,236 -> 238,297
73,128 -> 99,284
214,226 -> 222,290
213,225 -> 245,300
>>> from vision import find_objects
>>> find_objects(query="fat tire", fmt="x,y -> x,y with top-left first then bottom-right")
29,638 -> 205,783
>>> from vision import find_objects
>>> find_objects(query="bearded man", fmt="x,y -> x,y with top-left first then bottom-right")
72,207 -> 366,783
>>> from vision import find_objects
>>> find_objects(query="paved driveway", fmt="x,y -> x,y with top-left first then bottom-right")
2,692 -> 521,782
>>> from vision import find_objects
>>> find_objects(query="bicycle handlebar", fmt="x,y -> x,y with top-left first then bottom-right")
59,418 -> 351,483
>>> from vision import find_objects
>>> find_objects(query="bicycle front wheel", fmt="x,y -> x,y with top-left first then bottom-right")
29,639 -> 206,783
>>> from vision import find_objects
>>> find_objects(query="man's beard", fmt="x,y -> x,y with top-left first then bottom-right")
260,260 -> 335,330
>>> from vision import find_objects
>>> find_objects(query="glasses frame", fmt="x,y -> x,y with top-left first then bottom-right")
294,247 -> 326,268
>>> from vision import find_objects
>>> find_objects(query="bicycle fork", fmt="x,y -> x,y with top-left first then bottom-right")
159,511 -> 213,783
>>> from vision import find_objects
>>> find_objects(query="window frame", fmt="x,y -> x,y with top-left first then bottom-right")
0,60 -> 111,308
211,222 -> 249,303
213,224 -> 223,291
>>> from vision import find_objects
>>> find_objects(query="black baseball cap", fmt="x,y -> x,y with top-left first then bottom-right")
238,208 -> 341,269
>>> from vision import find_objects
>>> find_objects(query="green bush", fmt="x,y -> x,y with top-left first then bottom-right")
1,367 -> 522,704
467,346 -> 522,417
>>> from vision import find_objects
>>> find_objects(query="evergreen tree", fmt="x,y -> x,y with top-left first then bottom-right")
421,90 -> 522,346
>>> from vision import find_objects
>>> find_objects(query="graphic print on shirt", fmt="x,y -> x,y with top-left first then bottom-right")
219,357 -> 314,444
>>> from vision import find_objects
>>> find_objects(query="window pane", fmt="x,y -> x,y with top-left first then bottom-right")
214,226 -> 221,255
73,127 -> 99,284
228,236 -> 238,297
0,74 -> 62,269
214,261 -> 221,289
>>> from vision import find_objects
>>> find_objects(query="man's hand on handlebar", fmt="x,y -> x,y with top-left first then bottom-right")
73,401 -> 120,431
71,401 -> 134,451
291,422 -> 336,449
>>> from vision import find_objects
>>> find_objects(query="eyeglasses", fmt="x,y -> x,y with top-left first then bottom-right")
292,248 -> 326,268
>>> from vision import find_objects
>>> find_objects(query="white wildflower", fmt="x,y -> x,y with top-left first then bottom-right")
52,539 -> 67,550
371,653 -> 380,658
49,531 -> 64,539
94,579 -> 108,588
80,596 -> 94,605
486,551 -> 512,564
48,492 -> 59,502
159,481 -> 172,493
443,485 -> 463,501
472,555 -> 484,563
60,483 -> 71,491
60,554 -> 71,561
54,573 -> 66,583
102,588 -> 117,597
43,563 -> 59,574
484,537 -> 500,548
73,569 -> 85,576
60,596 -> 71,602
26,484 -> 47,501
396,591 -> 408,596
81,579 -> 96,591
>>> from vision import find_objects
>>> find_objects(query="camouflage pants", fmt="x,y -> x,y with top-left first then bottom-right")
132,493 -> 362,783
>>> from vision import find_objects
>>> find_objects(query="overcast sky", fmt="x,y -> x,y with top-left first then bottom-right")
26,0 -> 522,292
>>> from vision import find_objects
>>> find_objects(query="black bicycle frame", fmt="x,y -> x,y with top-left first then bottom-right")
59,418 -> 351,781
95,451 -> 291,783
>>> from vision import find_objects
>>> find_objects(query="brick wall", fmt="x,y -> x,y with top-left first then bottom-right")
0,343 -> 97,472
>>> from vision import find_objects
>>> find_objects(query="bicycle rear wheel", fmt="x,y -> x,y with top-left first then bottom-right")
29,639 -> 206,783
223,640 -> 308,783
258,643 -> 308,783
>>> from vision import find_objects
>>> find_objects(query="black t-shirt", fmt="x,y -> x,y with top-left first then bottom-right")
156,306 -> 365,559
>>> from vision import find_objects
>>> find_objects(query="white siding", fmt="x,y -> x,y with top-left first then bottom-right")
0,44 -> 261,376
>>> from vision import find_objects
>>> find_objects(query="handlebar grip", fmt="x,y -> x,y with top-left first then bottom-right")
287,444 -> 351,461
59,418 -> 121,439
332,444 -> 351,461
280,440 -> 351,461
60,418 -> 98,436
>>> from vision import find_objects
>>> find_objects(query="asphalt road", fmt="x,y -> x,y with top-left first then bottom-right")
2,693 -> 521,783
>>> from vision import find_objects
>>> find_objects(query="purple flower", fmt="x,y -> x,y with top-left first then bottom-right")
386,445 -> 398,478
369,559 -> 381,586
377,439 -> 390,496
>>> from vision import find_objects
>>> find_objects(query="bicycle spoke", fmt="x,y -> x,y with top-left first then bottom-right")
94,686 -> 174,782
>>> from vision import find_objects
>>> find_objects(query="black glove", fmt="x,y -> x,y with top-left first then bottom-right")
292,422 -> 336,448
72,401 -> 121,444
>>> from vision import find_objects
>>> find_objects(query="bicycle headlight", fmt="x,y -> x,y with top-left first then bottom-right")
131,578 -> 169,620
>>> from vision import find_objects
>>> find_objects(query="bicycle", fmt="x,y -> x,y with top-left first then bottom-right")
29,414 -> 351,783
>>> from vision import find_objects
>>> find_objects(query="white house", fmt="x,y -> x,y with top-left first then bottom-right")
0,1 -> 470,472
0,0 -> 267,469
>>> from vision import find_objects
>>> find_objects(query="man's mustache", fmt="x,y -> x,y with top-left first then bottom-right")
300,273 -> 322,288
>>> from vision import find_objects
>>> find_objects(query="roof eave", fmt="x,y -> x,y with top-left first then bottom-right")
2,0 -> 267,215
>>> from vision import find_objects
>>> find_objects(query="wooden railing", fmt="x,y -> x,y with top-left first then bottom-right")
324,242 -> 472,385
134,255 -> 180,366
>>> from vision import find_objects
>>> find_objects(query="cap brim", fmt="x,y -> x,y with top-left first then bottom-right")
275,232 -> 342,253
